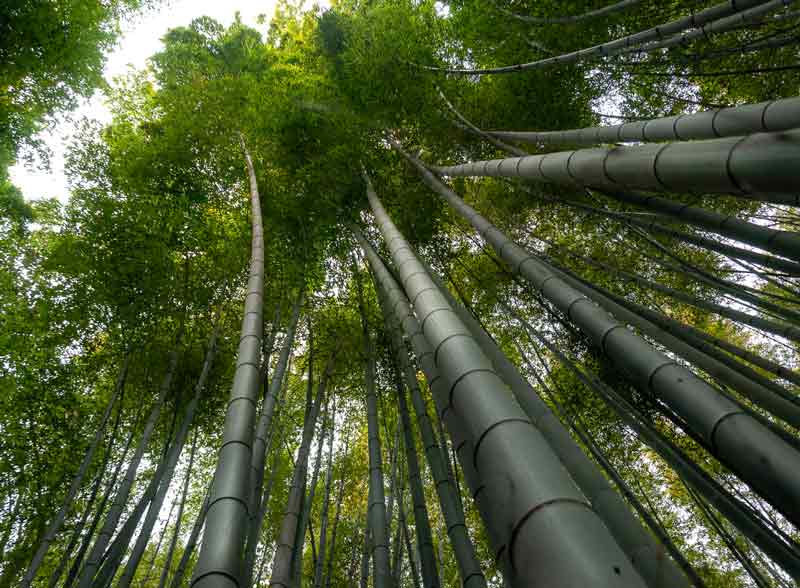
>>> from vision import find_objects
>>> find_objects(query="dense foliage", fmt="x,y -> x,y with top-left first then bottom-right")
2,1 -> 799,587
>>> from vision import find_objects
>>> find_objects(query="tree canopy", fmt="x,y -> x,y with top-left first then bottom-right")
2,1 -> 800,587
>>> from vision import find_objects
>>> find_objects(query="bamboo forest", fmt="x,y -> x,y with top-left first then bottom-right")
4,0 -> 800,586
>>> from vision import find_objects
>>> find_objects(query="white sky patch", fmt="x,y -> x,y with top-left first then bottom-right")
9,0 -> 284,203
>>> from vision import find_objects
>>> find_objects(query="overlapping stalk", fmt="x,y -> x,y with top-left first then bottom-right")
431,129 -> 800,205
192,139 -> 265,588
395,144 -> 800,528
244,291 -> 303,585
490,97 -> 800,146
269,355 -> 334,587
415,0 -> 768,74
362,172 -> 647,587
357,225 -> 487,588
355,260 -> 393,588
496,0 -> 641,25
23,353 -> 130,588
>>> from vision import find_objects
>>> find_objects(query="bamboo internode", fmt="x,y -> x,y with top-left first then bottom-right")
397,143 -> 800,531
489,97 -> 800,145
365,175 -> 648,588
432,129 -> 800,204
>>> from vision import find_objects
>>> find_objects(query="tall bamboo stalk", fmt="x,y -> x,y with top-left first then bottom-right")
394,366 -> 439,588
269,355 -> 335,587
192,137 -> 265,588
23,353 -> 130,588
355,258 -> 393,588
244,291 -> 303,584
79,331 -> 183,588
431,130 -> 800,205
396,143 -> 800,529
490,97 -> 800,148
362,171 -> 646,587
159,430 -> 199,588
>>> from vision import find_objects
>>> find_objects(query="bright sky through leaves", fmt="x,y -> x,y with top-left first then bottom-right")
8,0 -> 291,204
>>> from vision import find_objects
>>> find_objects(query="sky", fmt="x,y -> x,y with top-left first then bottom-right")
8,0 -> 286,203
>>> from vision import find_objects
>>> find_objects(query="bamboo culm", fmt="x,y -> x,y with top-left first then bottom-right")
170,485 -> 212,588
63,426 -> 136,588
78,330 -> 183,588
619,0 -> 792,56
544,261 -> 800,426
394,367 -> 439,588
513,339 -> 707,588
522,322 -> 800,581
269,354 -> 335,588
395,142 -> 800,529
140,493 -> 180,588
495,0 -> 641,25
119,321 -> 219,588
244,291 -> 303,584
557,246 -> 800,343
23,353 -> 130,588
366,241 -> 486,588
431,129 -> 800,205
293,399 -> 329,585
422,257 -> 693,588
413,0 -> 767,74
313,401 -> 337,588
323,436 -> 350,588
192,138 -> 265,588
513,183 -> 800,276
48,376 -> 127,588
158,431 -> 199,588
355,257 -> 393,588
362,171 -> 646,587
490,97 -> 800,148
436,88 -> 527,157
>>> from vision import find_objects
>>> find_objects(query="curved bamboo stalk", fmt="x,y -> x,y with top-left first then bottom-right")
600,189 -> 800,265
495,0 -> 641,25
431,129 -> 800,205
556,246 -> 800,343
362,172 -> 647,587
543,260 -> 800,427
516,185 -> 800,276
394,142 -> 800,528
515,338 -> 707,588
192,137 -> 265,588
620,0 -> 792,56
437,88 -> 528,157
412,0 -> 767,74
521,322 -> 800,581
490,97 -> 800,147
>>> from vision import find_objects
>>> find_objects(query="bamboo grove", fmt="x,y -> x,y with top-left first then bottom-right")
2,0 -> 800,587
